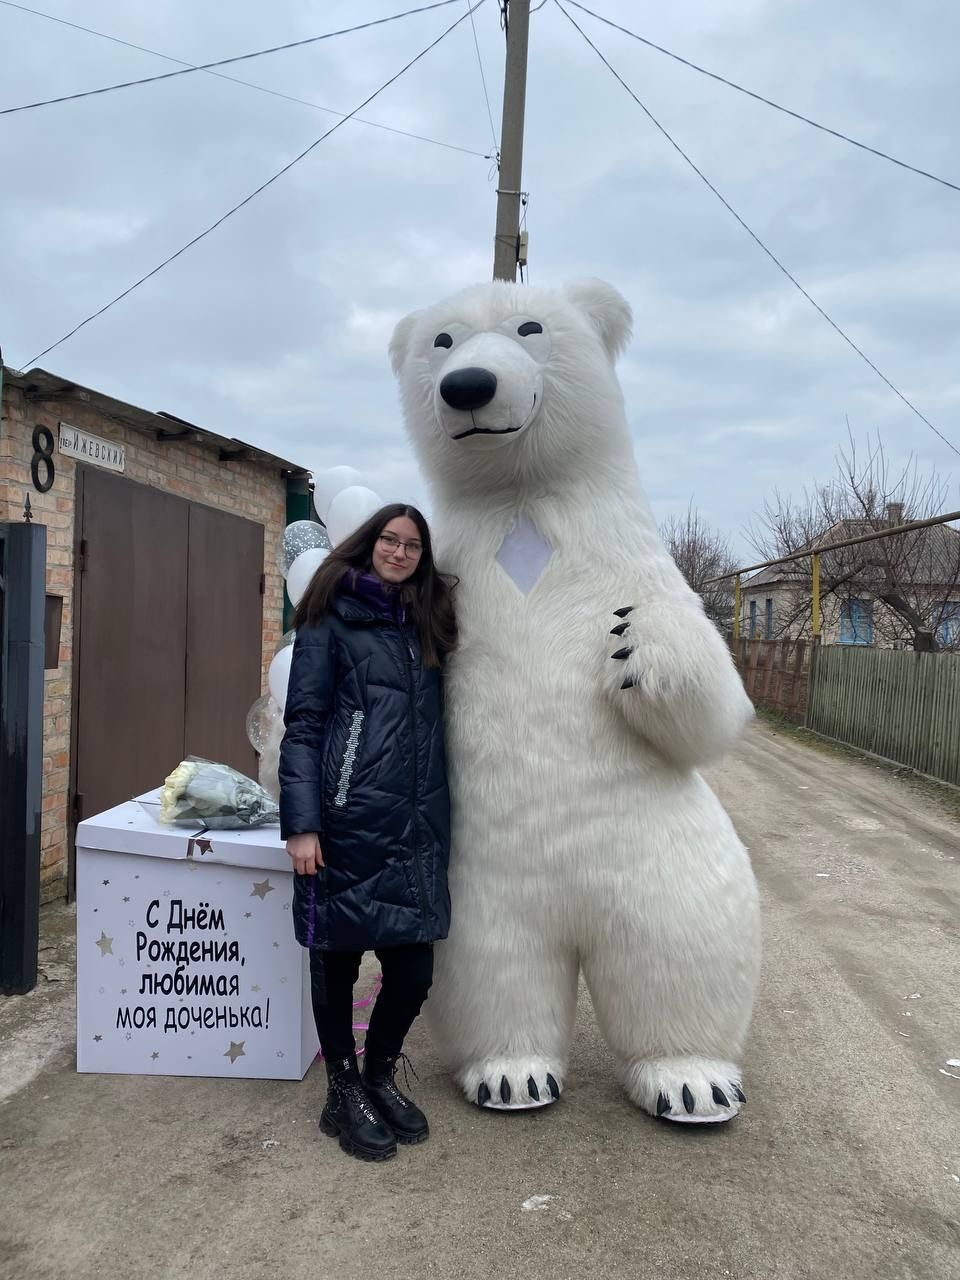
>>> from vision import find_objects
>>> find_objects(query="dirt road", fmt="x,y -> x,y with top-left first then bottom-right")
1,720 -> 957,1280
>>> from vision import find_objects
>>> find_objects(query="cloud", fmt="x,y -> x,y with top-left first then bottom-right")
1,0 -> 958,565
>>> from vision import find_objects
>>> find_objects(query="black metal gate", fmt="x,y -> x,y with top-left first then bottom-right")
0,522 -> 46,995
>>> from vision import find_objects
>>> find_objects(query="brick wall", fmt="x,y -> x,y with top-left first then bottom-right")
1,377 -> 291,903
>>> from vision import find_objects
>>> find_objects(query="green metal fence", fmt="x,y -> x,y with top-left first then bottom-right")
806,645 -> 960,787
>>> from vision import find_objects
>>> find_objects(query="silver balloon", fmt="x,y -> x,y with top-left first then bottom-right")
276,520 -> 330,578
245,692 -> 283,754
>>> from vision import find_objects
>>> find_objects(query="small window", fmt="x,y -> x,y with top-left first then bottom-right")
936,600 -> 960,647
840,598 -> 874,645
764,597 -> 774,640
749,599 -> 757,639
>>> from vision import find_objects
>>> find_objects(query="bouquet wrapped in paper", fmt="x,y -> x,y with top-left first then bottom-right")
159,758 -> 280,829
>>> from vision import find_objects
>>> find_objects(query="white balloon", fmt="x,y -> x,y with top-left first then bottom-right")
313,466 -> 362,523
286,547 -> 329,607
326,486 -> 384,547
268,645 -> 294,711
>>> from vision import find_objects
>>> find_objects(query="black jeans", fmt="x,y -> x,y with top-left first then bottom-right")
309,943 -> 434,1064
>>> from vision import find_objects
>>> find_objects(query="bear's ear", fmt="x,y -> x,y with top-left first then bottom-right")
389,311 -> 420,376
562,279 -> 632,359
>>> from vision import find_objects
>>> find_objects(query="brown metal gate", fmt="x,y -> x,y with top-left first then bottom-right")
71,469 -> 263,891
184,502 -> 263,773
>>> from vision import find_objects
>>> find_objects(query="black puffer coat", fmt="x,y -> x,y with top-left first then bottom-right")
278,591 -> 451,951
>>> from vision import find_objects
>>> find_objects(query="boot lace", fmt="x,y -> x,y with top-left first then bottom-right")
342,1079 -> 380,1124
375,1052 -> 420,1106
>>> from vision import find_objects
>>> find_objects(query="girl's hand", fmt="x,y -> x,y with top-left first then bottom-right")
286,832 -> 324,876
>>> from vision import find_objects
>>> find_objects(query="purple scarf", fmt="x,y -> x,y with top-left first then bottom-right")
338,569 -> 407,625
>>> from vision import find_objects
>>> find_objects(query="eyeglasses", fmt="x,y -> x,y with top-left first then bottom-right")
378,532 -> 423,559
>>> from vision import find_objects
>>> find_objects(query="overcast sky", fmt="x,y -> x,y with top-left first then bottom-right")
2,0 -> 958,559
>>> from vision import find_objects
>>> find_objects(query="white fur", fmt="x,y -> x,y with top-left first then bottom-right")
391,280 -> 760,1122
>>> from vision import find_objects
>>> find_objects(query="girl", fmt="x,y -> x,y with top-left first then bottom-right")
279,504 -> 456,1162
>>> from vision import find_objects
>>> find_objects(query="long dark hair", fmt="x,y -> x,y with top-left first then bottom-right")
292,504 -> 457,668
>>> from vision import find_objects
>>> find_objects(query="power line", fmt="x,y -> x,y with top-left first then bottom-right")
554,0 -> 960,461
0,0 -> 489,158
0,0 -> 465,117
565,0 -> 960,196
0,0 -> 488,157
20,1 -> 487,369
466,0 -> 500,156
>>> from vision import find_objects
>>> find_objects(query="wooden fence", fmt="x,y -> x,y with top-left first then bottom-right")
805,646 -> 960,787
732,638 -> 812,722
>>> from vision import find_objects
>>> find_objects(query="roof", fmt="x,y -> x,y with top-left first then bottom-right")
743,516 -> 960,592
2,365 -> 309,479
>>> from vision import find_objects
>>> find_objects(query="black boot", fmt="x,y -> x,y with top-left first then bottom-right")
319,1055 -> 397,1162
362,1053 -> 429,1145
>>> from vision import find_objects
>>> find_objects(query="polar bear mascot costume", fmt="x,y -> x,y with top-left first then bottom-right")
389,279 -> 760,1124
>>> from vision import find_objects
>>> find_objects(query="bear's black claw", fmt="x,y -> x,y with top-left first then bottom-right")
477,1082 -> 491,1106
711,1085 -> 730,1108
611,647 -> 633,660
528,1077 -> 540,1102
609,621 -> 630,637
682,1084 -> 695,1114
656,1092 -> 671,1116
500,1077 -> 511,1104
546,1073 -> 560,1100
621,675 -> 637,689
613,606 -> 635,618
732,1084 -> 746,1104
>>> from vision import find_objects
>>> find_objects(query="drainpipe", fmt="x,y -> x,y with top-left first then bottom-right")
283,474 -> 312,633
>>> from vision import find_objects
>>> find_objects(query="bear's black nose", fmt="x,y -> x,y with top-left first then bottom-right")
439,366 -> 498,411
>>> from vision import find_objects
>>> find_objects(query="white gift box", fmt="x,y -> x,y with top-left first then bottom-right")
76,791 -> 319,1080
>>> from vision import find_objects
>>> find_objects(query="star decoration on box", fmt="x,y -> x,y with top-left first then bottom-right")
95,931 -> 113,956
120,988 -> 127,995
94,1035 -> 102,1043
244,912 -> 252,919
272,941 -> 279,949
251,985 -> 260,993
123,896 -> 130,903
250,879 -> 275,900
151,1052 -> 160,1061
102,879 -> 110,886
224,1041 -> 246,1065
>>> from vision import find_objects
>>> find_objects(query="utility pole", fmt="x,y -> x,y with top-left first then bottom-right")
492,0 -> 530,282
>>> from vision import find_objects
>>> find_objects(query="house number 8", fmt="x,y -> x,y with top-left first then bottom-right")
31,425 -> 55,493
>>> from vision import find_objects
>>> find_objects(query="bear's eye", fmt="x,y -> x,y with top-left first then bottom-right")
517,321 -> 543,337
433,332 -> 453,349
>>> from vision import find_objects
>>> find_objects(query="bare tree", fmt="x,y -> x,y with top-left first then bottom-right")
745,432 -> 960,651
661,505 -> 739,634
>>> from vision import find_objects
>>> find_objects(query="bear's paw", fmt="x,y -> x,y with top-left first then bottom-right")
459,1057 -> 564,1111
623,1056 -> 745,1125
